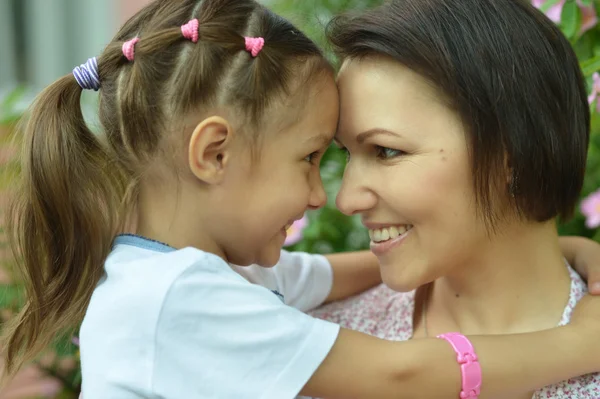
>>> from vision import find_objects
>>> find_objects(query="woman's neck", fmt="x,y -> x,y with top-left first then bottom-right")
423,221 -> 572,336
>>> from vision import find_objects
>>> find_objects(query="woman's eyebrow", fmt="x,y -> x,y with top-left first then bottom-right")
356,128 -> 402,144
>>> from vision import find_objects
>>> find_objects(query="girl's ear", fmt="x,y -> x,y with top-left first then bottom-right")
188,116 -> 234,184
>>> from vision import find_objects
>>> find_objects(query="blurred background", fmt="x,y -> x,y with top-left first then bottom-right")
1,0 -> 600,397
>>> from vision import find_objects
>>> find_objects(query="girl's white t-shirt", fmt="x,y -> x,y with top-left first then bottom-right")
80,235 -> 338,399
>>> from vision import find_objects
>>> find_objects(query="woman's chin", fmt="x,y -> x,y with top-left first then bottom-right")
380,265 -> 430,293
381,274 -> 420,293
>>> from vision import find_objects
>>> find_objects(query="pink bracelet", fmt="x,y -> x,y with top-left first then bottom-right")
437,332 -> 482,399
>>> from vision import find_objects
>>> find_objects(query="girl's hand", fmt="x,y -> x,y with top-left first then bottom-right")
560,236 -> 600,294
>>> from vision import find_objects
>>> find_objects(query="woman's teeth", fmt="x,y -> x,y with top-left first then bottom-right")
368,225 -> 412,243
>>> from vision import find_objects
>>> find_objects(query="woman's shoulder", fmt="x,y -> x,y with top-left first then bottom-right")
532,264 -> 600,397
534,373 -> 600,398
558,263 -> 588,326
309,284 -> 415,339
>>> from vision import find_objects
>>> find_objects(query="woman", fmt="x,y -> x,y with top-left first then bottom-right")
311,0 -> 600,397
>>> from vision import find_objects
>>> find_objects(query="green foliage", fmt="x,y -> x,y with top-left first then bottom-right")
0,86 -> 27,126
270,0 -> 383,63
557,0 -> 600,241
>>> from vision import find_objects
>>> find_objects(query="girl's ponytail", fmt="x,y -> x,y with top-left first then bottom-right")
3,73 -> 128,375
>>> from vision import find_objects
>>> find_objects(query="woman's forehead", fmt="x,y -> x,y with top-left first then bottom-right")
337,57 -> 443,106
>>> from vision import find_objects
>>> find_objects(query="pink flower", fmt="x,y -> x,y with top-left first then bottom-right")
532,0 -> 598,34
581,2 -> 599,33
588,72 -> 600,112
284,215 -> 308,246
532,0 -> 565,23
581,189 -> 600,229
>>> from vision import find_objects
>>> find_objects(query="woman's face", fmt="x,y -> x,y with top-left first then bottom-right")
335,57 -> 492,292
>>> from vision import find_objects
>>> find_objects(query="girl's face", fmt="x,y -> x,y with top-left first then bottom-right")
214,75 -> 339,267
335,57 -> 491,292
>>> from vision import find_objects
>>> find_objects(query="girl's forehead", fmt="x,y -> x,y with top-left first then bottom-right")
261,80 -> 338,142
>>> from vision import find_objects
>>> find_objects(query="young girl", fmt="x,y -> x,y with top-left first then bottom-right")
3,0 -> 600,398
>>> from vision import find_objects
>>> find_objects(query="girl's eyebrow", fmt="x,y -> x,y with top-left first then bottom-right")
306,132 -> 334,147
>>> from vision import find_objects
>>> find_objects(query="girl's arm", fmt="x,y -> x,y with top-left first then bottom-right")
149,260 -> 600,399
326,236 -> 600,302
560,236 -> 600,294
324,251 -> 381,302
301,296 -> 600,398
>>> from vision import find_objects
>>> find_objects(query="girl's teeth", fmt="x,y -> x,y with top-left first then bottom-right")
368,225 -> 412,243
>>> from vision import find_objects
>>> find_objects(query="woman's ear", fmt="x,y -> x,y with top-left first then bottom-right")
503,151 -> 520,198
188,116 -> 234,184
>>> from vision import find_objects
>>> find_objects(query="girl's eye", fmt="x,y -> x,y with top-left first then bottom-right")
305,151 -> 320,164
375,145 -> 404,160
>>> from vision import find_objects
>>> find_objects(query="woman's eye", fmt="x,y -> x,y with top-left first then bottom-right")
339,146 -> 350,162
375,146 -> 404,159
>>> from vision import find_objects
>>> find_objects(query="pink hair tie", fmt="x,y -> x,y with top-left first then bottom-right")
181,19 -> 199,43
122,37 -> 140,61
244,37 -> 265,57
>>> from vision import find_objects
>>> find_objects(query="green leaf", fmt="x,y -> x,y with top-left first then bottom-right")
593,228 -> 600,242
0,284 -> 24,309
0,86 -> 26,125
559,1 -> 581,39
581,54 -> 600,76
540,0 -> 564,13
